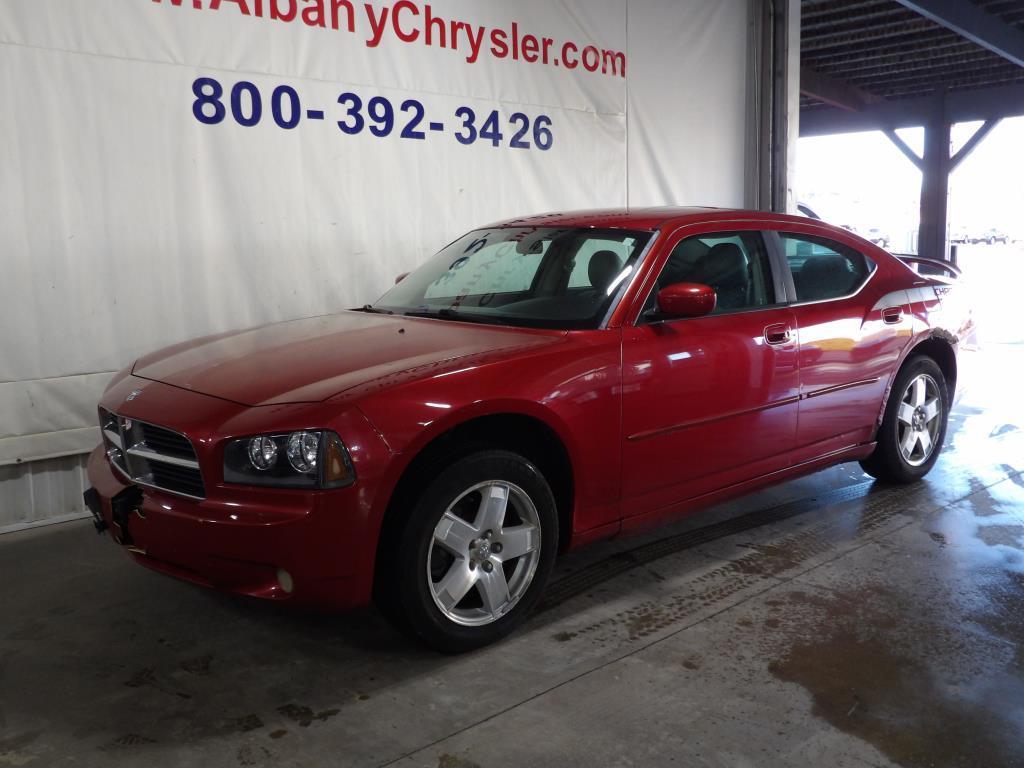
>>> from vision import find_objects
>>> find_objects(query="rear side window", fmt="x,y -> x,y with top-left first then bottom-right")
780,233 -> 875,302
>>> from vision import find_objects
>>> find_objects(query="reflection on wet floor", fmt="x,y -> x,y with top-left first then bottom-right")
752,344 -> 1024,767
1,344 -> 1023,768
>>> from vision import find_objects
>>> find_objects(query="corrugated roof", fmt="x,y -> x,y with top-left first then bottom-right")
801,0 -> 1024,112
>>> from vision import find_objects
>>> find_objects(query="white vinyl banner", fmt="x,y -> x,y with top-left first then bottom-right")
0,0 -> 748,465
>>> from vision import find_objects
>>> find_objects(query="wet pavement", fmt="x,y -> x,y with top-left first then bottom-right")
1,343 -> 1022,768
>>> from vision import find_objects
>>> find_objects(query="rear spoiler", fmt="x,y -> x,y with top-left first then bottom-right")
894,254 -> 962,279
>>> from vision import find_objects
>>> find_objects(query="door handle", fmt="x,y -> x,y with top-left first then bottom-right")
764,323 -> 792,345
882,307 -> 904,325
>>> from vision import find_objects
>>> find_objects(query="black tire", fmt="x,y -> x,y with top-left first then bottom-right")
860,356 -> 949,484
385,450 -> 558,653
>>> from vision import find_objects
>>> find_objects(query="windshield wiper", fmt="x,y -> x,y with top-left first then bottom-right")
359,304 -> 394,314
404,308 -> 509,325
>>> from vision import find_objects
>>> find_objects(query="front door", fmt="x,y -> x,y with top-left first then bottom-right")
621,229 -> 800,519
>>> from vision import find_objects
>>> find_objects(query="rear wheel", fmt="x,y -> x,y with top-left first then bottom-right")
387,450 -> 558,653
860,356 -> 949,483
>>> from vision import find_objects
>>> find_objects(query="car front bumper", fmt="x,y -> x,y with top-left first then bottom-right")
85,444 -> 376,610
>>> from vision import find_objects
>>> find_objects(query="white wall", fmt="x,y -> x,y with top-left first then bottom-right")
0,0 -> 749,529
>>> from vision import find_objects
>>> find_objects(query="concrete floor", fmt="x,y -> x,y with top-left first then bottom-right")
2,339 -> 1023,768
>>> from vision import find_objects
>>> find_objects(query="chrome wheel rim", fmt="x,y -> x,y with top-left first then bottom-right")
427,481 -> 541,627
896,373 -> 942,467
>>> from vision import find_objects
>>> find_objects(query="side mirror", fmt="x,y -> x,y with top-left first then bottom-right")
394,272 -> 410,284
656,282 -> 716,318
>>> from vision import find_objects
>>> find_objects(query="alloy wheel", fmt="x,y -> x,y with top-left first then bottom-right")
427,481 -> 541,627
896,373 -> 942,467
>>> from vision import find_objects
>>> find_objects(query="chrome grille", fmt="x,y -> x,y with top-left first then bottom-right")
98,408 -> 206,499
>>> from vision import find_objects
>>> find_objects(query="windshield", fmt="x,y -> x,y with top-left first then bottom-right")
374,227 -> 652,329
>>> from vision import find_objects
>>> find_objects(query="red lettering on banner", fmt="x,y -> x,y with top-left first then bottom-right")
364,3 -> 388,47
464,23 -> 485,64
520,33 -> 538,64
424,4 -> 445,47
562,41 -> 578,69
270,0 -> 296,22
301,0 -> 325,27
490,28 -> 509,59
605,50 -> 626,76
449,20 -> 464,51
330,0 -> 355,32
392,0 -> 419,43
149,0 -> 625,77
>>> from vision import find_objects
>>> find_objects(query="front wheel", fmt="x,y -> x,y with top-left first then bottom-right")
860,356 -> 949,483
390,450 -> 558,653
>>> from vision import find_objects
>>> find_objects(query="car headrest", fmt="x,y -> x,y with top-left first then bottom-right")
797,254 -> 853,297
799,254 -> 848,279
588,250 -> 622,292
692,243 -> 747,290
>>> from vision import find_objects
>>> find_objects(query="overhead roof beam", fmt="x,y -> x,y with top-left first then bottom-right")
802,1 -> 894,20
870,77 -> 1024,100
847,62 -> 1023,89
805,34 -> 974,62
800,82 -> 1024,135
894,0 -> 1024,68
803,8 -> 914,34
800,66 -> 879,111
820,49 -> 999,77
802,20 -> 942,52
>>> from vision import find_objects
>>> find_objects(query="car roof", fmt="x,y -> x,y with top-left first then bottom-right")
483,206 -> 819,231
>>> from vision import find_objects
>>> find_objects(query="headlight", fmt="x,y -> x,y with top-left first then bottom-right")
286,431 -> 319,473
223,430 -> 355,488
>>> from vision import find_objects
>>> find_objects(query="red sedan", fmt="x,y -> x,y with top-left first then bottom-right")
84,208 -> 970,651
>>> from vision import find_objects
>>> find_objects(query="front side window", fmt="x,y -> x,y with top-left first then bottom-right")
780,233 -> 875,302
376,227 -> 651,330
647,231 -> 776,315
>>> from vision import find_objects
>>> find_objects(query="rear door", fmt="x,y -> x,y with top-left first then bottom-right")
620,228 -> 800,519
771,230 -> 910,461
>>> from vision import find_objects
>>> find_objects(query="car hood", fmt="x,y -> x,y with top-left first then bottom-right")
131,310 -> 564,407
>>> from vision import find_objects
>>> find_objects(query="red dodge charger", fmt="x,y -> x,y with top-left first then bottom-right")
85,208 -> 971,651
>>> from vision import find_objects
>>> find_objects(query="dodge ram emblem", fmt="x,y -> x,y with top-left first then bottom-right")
125,388 -> 143,402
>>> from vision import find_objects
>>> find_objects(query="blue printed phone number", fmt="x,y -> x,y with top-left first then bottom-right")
192,77 -> 554,151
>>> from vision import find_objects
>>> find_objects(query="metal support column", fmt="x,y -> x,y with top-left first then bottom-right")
770,0 -> 791,213
746,0 -> 794,213
917,91 -> 952,260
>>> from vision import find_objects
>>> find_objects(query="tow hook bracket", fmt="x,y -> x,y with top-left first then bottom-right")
110,486 -> 144,546
83,488 -> 106,535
